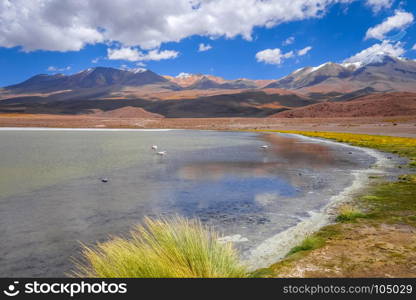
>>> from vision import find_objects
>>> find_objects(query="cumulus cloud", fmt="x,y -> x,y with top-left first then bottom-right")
0,0 -> 103,51
142,49 -> 179,61
107,47 -> 179,61
47,66 -> 71,72
108,47 -> 141,61
256,45 -> 312,65
198,43 -> 212,52
256,48 -> 294,65
0,0 -> 354,52
365,0 -> 394,13
297,46 -> 313,56
344,41 -> 405,63
283,37 -> 295,46
365,10 -> 414,40
412,44 -> 416,51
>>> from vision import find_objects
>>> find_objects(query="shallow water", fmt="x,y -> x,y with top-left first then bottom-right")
0,129 -> 375,277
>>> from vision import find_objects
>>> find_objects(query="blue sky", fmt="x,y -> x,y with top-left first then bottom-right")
0,0 -> 415,87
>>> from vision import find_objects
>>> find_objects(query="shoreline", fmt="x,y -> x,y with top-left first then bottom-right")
263,131 -> 416,277
0,115 -> 415,138
0,127 -> 174,132
244,133 -> 393,270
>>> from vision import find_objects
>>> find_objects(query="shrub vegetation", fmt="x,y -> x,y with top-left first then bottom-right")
73,217 -> 247,278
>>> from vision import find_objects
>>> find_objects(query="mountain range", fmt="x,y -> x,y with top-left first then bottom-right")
266,55 -> 416,93
1,54 -> 416,118
6,67 -> 180,93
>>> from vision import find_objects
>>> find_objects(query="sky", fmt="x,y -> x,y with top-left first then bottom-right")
0,0 -> 415,87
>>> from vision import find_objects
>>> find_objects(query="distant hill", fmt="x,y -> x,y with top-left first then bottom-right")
164,73 -> 268,90
190,77 -> 262,89
6,67 -> 179,93
265,55 -> 416,93
163,74 -> 226,88
92,106 -> 164,118
271,92 -> 416,118
0,90 -> 312,117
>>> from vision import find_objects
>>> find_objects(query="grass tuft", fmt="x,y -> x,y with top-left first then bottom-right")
72,216 -> 247,278
287,236 -> 325,256
336,204 -> 366,222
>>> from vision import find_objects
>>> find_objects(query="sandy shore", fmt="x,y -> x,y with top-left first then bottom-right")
0,114 -> 415,137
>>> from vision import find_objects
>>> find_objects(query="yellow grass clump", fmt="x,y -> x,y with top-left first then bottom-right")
72,217 -> 248,278
336,204 -> 366,222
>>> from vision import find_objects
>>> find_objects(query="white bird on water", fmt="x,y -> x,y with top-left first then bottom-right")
260,145 -> 269,150
151,145 -> 158,151
156,151 -> 167,156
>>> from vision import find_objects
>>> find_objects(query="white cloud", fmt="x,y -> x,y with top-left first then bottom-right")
283,36 -> 295,46
256,45 -> 313,65
47,66 -> 71,72
142,49 -> 179,61
344,41 -> 405,63
91,57 -> 100,64
412,44 -> 416,51
0,0 -> 355,52
256,48 -> 294,65
0,0 -> 103,51
365,10 -> 414,40
107,47 -> 179,61
365,0 -> 394,13
198,43 -> 212,52
297,46 -> 312,56
107,47 -> 141,61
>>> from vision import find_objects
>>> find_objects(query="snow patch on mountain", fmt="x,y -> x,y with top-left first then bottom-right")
131,68 -> 147,73
176,72 -> 192,78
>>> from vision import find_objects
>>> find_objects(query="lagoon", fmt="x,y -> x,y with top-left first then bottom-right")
0,129 -> 375,276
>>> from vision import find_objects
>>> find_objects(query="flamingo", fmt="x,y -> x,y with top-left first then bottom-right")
156,151 -> 167,156
151,145 -> 158,151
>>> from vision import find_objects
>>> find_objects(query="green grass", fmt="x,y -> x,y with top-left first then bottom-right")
336,204 -> 366,222
360,174 -> 416,226
286,236 -> 326,256
72,217 -> 247,278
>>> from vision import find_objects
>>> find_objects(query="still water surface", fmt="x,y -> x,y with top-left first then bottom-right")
0,129 -> 374,276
